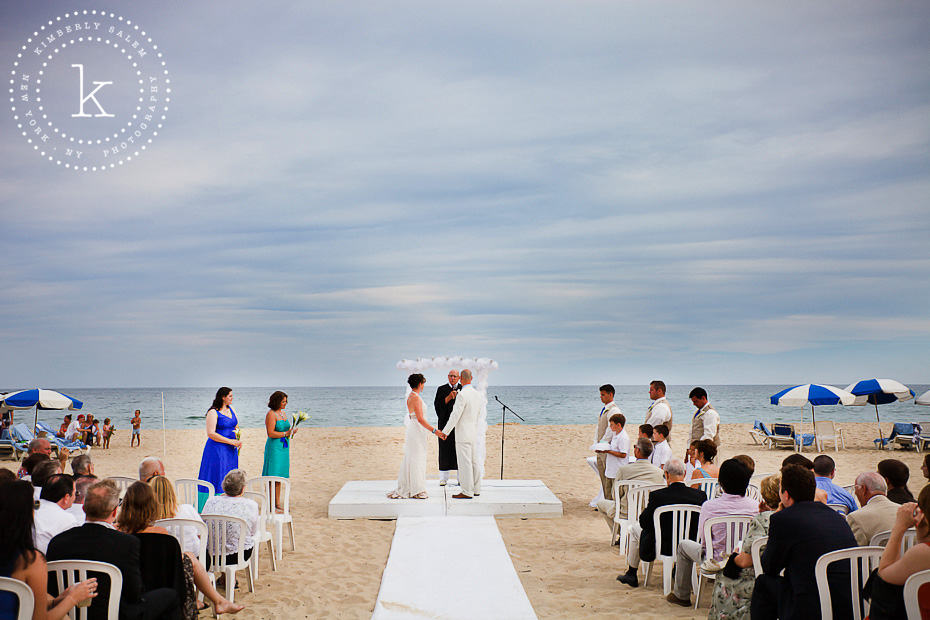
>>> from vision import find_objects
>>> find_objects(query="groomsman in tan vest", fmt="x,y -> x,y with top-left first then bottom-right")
645,380 -> 672,437
688,387 -> 720,451
595,384 -> 622,500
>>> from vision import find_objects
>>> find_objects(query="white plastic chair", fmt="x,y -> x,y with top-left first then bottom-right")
870,528 -> 918,556
745,484 -> 763,503
689,477 -> 718,500
0,576 -> 34,620
611,481 -> 663,551
814,546 -> 883,620
814,420 -> 846,452
642,504 -> 702,595
107,476 -> 135,498
694,515 -> 754,608
175,478 -> 215,511
827,503 -> 850,516
243,490 -> 277,578
751,535 -> 768,575
247,476 -> 295,562
904,568 -> 930,620
154,517 -> 213,615
47,560 -> 122,620
201,514 -> 254,603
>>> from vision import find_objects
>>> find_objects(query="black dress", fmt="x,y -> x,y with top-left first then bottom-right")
434,383 -> 460,471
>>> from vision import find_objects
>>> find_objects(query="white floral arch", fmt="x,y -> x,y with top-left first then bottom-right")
396,356 -> 499,471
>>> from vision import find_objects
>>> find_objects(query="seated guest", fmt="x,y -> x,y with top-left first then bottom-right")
733,454 -> 755,475
19,452 -> 50,481
34,473 -> 78,554
686,439 -> 718,482
67,474 -> 97,525
922,453 -> 930,483
707,474 -> 781,620
596,438 -> 665,532
0,469 -> 15,484
119,481 -> 244,616
0,479 -> 96,619
202,470 -> 260,569
617,458 -> 706,587
31,459 -> 63,500
878,459 -> 915,504
650,425 -> 671,470
751,464 -> 858,620
46,479 -> 178,620
846,472 -> 900,546
865,486 -> 930,618
139,456 -> 167,482
781,453 -> 814,470
16,439 -> 54,478
813,454 -> 858,513
667,458 -> 757,607
71,454 -> 95,478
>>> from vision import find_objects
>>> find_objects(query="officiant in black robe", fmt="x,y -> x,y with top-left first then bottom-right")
434,370 -> 461,485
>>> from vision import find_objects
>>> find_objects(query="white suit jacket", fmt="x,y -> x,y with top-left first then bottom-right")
441,384 -> 481,443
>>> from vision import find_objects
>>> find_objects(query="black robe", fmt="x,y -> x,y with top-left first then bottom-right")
434,383 -> 460,471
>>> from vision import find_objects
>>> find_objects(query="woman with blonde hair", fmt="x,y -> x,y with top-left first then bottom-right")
707,474 -> 781,620
125,480 -> 244,616
150,476 -> 203,556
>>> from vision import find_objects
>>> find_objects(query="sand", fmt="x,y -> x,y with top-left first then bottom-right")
4,421 -> 926,619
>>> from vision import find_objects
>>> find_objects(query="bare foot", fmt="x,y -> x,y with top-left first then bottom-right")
214,600 -> 245,614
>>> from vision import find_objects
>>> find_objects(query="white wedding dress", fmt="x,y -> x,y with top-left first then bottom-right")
387,393 -> 429,499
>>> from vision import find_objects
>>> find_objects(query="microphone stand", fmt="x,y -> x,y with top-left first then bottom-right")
494,395 -> 524,479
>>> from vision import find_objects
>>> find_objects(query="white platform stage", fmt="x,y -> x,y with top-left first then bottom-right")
328,479 -> 562,519
372,516 -> 537,620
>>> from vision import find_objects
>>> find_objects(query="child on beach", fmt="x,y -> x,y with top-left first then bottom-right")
595,413 -> 631,500
131,410 -> 141,447
102,418 -> 114,449
91,420 -> 101,446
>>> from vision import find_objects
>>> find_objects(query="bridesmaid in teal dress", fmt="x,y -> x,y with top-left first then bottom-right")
262,390 -> 295,512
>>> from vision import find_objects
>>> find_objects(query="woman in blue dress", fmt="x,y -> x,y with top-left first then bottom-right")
198,387 -> 241,498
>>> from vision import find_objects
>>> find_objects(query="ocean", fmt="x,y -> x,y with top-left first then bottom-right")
8,384 -> 929,431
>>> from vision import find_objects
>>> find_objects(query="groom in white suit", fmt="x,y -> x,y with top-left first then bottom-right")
440,369 -> 483,499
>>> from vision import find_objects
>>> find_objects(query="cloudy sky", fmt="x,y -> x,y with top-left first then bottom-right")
1,1 -> 928,388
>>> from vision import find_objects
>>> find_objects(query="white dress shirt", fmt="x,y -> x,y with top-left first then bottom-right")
34,499 -> 78,554
65,503 -> 86,525
605,429 -> 632,478
598,401 -> 621,443
645,397 -> 672,426
700,406 -> 720,441
650,439 -> 672,468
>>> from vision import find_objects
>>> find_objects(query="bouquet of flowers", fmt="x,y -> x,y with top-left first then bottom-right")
235,426 -> 241,454
281,411 -> 309,448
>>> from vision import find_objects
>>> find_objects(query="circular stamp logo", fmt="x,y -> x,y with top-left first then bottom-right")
8,10 -> 170,172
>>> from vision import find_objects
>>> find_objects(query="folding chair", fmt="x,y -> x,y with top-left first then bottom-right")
748,420 -> 775,448
642,504 -> 702,596
0,576 -> 34,620
201,514 -> 254,603
814,546 -> 883,620
772,423 -> 815,452
694,515 -> 753,608
47,559 -> 122,620
814,420 -> 846,452
874,423 -> 915,450
247,476 -> 295,562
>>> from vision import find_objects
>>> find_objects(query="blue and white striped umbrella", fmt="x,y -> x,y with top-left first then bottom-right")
0,388 -> 83,434
918,390 -> 930,406
770,384 -> 856,432
845,378 -> 915,445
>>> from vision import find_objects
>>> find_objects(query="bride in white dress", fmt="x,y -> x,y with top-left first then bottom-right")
388,373 -> 446,499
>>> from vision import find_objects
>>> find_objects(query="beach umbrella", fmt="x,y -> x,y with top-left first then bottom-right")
845,378 -> 915,445
917,390 -> 930,406
770,384 -> 857,436
0,388 -> 83,434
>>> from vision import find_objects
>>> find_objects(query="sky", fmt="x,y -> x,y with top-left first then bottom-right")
0,1 -> 928,388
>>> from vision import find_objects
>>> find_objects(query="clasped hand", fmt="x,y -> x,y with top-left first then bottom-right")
436,431 -> 448,440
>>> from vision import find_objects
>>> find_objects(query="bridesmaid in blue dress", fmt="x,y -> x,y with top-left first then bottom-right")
198,387 -> 241,502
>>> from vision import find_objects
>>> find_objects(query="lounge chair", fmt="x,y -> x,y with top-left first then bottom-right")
771,423 -> 815,452
874,423 -> 917,450
35,421 -> 90,455
748,420 -> 775,448
9,423 -> 58,457
814,421 -> 846,452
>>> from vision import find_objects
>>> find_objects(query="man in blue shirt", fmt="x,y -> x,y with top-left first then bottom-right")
813,454 -> 857,514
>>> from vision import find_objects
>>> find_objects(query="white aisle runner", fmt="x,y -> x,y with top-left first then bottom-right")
372,516 -> 537,620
